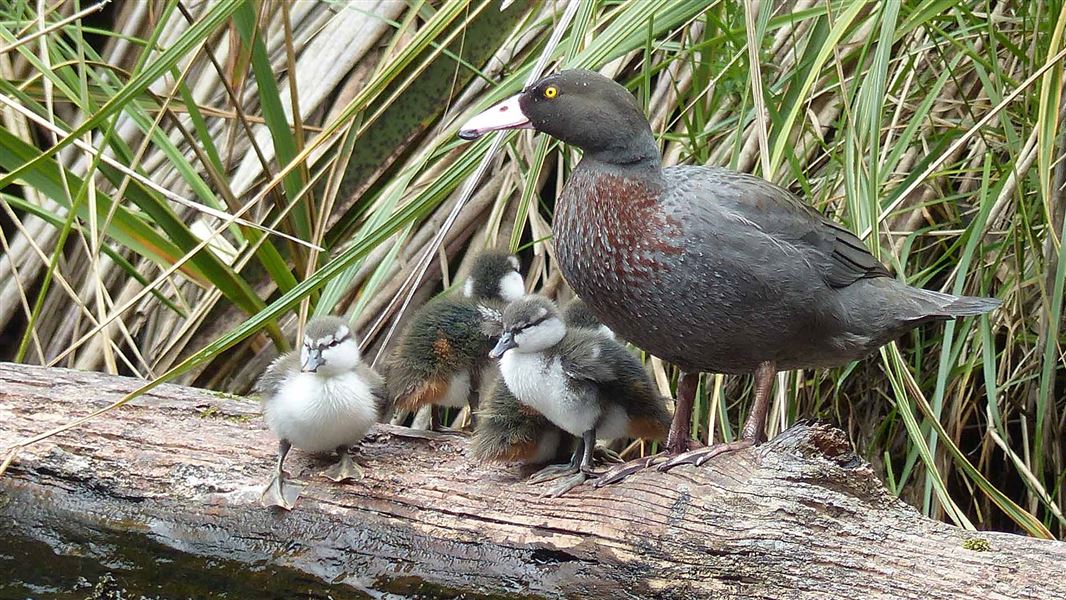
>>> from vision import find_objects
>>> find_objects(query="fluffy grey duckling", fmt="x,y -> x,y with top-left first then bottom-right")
256,316 -> 387,510
385,251 -> 524,431
472,298 -> 622,466
489,295 -> 671,496
460,69 -> 1000,478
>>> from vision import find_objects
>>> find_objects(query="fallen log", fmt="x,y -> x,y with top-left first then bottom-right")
0,362 -> 1062,599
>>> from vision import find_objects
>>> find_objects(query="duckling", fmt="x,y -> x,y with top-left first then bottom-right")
490,295 -> 671,496
472,299 -> 621,466
255,316 -> 387,510
385,251 -> 524,431
470,375 -> 564,465
562,297 -> 616,340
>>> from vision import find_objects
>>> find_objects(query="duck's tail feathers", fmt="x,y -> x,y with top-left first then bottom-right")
914,289 -> 1001,318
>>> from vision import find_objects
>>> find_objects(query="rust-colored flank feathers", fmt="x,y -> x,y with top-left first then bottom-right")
556,170 -> 681,293
394,377 -> 448,412
431,336 -> 453,361
628,415 -> 669,441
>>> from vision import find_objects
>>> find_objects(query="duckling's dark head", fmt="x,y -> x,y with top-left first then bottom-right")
465,251 -> 524,302
490,295 -> 566,358
459,69 -> 659,166
562,297 -> 616,340
301,316 -> 360,375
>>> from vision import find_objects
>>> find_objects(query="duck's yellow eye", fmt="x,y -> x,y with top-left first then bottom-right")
543,86 -> 558,99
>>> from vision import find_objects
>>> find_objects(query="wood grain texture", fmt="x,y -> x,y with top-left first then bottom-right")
0,362 -> 1062,599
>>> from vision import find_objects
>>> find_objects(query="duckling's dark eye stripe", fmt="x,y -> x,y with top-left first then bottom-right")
524,314 -> 551,329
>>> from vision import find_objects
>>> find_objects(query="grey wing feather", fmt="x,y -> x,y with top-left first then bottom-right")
670,166 -> 890,288
802,218 -> 892,287
254,351 -> 299,398
559,333 -> 615,383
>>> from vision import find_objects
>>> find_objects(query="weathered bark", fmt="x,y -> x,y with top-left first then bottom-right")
0,362 -> 1062,599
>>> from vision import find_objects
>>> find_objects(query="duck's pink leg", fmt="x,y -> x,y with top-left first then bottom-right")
666,371 -> 702,454
659,361 -> 775,470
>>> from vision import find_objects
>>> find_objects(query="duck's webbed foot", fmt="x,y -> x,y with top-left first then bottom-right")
593,452 -> 667,487
653,361 -> 775,473
261,471 -> 303,510
321,446 -> 365,482
594,435 -> 705,486
657,439 -> 754,471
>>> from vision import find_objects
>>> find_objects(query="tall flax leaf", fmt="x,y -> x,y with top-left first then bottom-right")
767,0 -> 866,175
327,0 -> 529,243
233,0 -> 310,239
1033,0 -> 1066,491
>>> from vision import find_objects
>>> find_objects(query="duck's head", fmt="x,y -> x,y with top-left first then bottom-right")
464,251 -> 525,302
490,295 -> 566,358
300,316 -> 361,376
458,69 -> 658,165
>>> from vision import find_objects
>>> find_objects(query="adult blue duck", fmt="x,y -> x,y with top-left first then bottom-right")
458,69 -> 999,478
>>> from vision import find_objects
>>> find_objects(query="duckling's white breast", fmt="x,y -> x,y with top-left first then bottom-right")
264,371 -> 378,452
499,352 -> 599,437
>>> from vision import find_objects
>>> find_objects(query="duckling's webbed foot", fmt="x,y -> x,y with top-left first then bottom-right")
592,445 -> 624,464
528,461 -> 579,485
528,431 -> 587,485
321,446 -> 365,482
535,429 -> 599,496
261,439 -> 302,510
542,469 -> 590,497
261,472 -> 303,510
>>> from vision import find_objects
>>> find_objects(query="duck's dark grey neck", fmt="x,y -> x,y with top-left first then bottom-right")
576,152 -> 665,188
581,126 -> 661,168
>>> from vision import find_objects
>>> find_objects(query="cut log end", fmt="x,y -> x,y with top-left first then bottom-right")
1,363 -> 1062,599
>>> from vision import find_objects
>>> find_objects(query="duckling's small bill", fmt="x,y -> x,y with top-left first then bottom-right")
301,346 -> 323,372
489,332 -> 517,359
